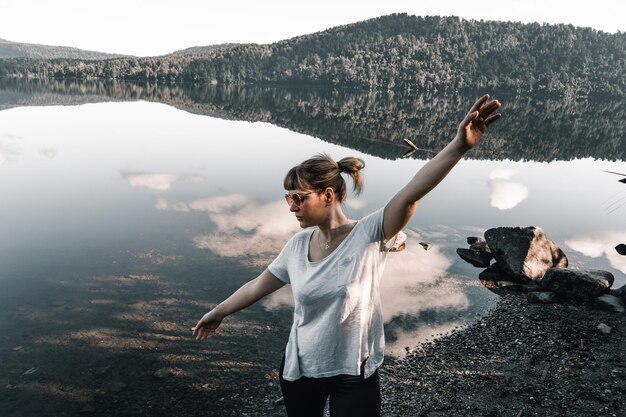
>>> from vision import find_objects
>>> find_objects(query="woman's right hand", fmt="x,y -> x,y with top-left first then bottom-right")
191,309 -> 224,341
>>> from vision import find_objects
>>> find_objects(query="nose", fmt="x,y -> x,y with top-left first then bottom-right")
289,203 -> 299,212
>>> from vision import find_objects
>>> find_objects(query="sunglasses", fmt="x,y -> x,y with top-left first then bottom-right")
285,191 -> 315,206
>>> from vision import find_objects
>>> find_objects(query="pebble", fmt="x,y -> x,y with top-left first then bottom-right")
597,323 -> 612,335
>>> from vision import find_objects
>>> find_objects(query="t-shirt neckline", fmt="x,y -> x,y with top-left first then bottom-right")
306,221 -> 359,264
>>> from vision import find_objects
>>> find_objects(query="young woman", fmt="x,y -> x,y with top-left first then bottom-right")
192,95 -> 501,416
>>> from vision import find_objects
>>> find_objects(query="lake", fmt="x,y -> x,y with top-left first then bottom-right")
1,79 -> 625,363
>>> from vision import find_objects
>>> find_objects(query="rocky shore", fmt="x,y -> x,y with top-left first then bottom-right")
380,293 -> 625,417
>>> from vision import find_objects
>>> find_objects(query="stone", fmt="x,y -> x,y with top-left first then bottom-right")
497,281 -> 543,292
616,244 -> 626,255
479,264 -> 507,282
609,285 -> 626,300
456,248 -> 493,268
419,242 -> 432,251
484,226 -> 568,281
154,368 -> 171,379
467,237 -> 491,252
597,323 -> 612,335
594,295 -> 626,313
527,291 -> 559,304
541,268 -> 614,301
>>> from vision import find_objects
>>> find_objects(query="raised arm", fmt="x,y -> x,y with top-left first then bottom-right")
383,95 -> 501,240
192,268 -> 286,341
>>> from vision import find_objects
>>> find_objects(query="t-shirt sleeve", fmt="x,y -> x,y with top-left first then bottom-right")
358,207 -> 385,243
267,237 -> 294,284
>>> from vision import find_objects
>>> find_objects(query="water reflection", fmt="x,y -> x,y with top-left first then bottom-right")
565,231 -> 626,275
121,171 -> 205,191
0,134 -> 21,165
1,78 -> 624,162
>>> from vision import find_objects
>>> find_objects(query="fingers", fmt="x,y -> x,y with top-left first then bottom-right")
479,99 -> 500,118
484,113 -> 502,127
470,94 -> 490,113
461,110 -> 479,128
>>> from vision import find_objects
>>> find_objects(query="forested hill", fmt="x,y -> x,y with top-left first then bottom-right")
1,14 -> 624,97
0,38 -> 128,60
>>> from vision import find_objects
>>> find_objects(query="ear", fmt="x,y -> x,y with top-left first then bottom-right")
324,187 -> 334,202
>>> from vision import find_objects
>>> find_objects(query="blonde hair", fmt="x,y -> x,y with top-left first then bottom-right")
283,154 -> 365,202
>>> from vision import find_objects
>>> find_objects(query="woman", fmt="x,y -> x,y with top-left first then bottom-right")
192,95 -> 501,416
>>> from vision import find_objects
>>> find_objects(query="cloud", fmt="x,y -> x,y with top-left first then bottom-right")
121,171 -> 206,191
488,167 -> 529,210
565,231 -> 626,274
38,147 -> 58,159
489,168 -> 518,180
0,138 -> 21,165
490,181 -> 529,210
344,198 -> 366,210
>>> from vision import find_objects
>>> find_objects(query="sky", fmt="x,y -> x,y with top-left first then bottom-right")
0,0 -> 624,57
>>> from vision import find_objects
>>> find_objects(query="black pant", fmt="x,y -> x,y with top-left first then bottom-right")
279,357 -> 381,417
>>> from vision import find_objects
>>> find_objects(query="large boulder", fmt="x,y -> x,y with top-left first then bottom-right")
541,268 -> 614,301
484,226 -> 568,281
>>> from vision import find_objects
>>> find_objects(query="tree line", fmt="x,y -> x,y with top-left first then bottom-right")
0,14 -> 624,97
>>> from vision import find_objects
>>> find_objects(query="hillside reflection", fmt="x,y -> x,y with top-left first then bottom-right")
1,78 -> 624,162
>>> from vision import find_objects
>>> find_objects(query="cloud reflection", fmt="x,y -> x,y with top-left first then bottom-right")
488,168 -> 528,210
565,231 -> 626,274
0,137 -> 21,165
121,172 -> 205,191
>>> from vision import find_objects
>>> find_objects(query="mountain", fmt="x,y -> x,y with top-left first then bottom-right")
1,14 -> 624,97
168,44 -> 241,57
0,38 -> 129,60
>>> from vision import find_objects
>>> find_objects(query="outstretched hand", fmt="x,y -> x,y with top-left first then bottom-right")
457,94 -> 501,150
191,309 -> 223,342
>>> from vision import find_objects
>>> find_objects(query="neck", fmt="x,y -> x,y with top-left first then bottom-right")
317,208 -> 353,241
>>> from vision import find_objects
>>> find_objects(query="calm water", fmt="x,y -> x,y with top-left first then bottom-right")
1,81 -> 625,357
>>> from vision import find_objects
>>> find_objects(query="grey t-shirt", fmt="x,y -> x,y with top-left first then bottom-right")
268,208 -> 393,381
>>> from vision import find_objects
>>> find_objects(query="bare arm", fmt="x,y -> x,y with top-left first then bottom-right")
192,268 -> 286,341
383,95 -> 501,240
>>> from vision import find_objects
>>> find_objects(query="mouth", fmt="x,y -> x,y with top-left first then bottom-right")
295,216 -> 303,221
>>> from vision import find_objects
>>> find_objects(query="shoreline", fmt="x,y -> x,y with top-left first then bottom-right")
2,274 -> 624,417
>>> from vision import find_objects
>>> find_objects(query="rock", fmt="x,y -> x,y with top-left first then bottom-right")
273,396 -> 285,405
484,226 -> 568,280
496,281 -> 543,292
594,295 -> 625,313
597,323 -> 612,335
616,244 -> 626,255
609,285 -> 626,300
467,237 -> 491,252
153,368 -> 171,379
541,268 -> 614,301
467,236 -> 484,245
109,382 -> 127,393
479,264 -> 506,282
456,248 -> 493,268
527,291 -> 559,304
419,242 -> 432,251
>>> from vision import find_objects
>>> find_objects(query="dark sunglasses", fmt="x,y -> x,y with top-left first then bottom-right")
285,191 -> 315,206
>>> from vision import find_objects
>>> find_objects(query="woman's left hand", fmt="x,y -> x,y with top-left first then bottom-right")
456,94 -> 501,150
